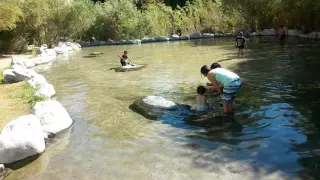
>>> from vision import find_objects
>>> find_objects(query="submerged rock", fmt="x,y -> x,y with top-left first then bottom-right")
130,96 -> 178,119
89,52 -> 104,55
32,100 -> 73,137
0,115 -> 46,164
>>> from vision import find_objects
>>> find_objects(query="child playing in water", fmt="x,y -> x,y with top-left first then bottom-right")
118,51 -> 132,66
235,32 -> 246,57
195,86 -> 209,112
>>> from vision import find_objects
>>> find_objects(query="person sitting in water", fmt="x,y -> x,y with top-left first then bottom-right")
235,32 -> 246,57
200,63 -> 242,114
118,51 -> 132,66
195,85 -> 209,112
279,25 -> 286,40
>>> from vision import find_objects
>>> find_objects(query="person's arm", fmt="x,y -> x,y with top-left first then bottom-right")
207,73 -> 222,94
118,55 -> 123,60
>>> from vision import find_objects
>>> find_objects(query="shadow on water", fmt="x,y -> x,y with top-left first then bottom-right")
165,36 -> 320,179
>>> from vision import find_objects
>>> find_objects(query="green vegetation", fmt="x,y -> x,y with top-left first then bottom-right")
1,0 -> 320,53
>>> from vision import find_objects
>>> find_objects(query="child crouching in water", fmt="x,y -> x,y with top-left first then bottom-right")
195,86 -> 209,112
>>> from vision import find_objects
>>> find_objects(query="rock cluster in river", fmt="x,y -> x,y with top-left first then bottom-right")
0,42 -> 78,168
80,29 -> 320,48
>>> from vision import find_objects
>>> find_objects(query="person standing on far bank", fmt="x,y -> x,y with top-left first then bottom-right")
235,32 -> 246,57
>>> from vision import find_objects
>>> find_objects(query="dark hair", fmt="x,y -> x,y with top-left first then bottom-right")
197,86 -> 206,95
210,62 -> 221,70
124,51 -> 128,54
200,65 -> 210,75
280,25 -> 284,28
239,32 -> 243,36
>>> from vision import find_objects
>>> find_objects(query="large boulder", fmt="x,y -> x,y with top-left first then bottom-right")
260,29 -> 277,36
157,36 -> 170,42
202,33 -> 214,38
32,100 -> 73,136
4,69 -> 38,83
44,49 -> 57,56
288,29 -> 302,36
27,74 -> 47,88
0,115 -> 46,164
10,61 -> 26,70
34,83 -> 56,99
32,56 -> 55,66
127,39 -> 141,44
190,32 -> 202,39
141,38 -> 157,43
169,34 -> 180,41
180,35 -> 190,40
129,96 -> 178,119
113,64 -> 146,72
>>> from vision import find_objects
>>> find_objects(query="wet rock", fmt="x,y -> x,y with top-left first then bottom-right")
202,33 -> 214,38
260,29 -> 277,36
44,49 -> 57,56
32,56 -> 55,66
130,96 -> 178,119
65,42 -> 81,50
157,36 -> 170,41
113,64 -> 146,72
180,35 -> 190,40
190,32 -> 202,39
32,100 -> 73,136
249,32 -> 259,37
89,52 -> 104,55
141,38 -> 157,43
127,39 -> 141,44
0,115 -> 46,164
169,34 -> 180,41
288,29 -> 302,36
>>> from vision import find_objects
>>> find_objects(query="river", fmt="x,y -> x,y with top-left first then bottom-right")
6,37 -> 320,180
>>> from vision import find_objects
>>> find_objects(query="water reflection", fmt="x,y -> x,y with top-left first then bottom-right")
7,36 -> 320,179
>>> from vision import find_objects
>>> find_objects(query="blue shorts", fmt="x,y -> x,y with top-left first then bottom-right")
222,79 -> 242,103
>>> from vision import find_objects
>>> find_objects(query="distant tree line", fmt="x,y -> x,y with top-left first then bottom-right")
1,0 -> 319,53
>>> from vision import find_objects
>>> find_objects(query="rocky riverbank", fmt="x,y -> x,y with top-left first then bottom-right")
79,29 -> 320,48
0,42 -> 80,178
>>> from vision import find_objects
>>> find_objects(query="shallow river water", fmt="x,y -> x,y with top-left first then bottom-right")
6,37 -> 320,180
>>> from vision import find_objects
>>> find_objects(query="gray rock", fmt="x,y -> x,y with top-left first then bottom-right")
141,38 -> 157,43
32,100 -> 73,136
260,29 -> 277,36
89,52 -> 104,55
157,36 -> 170,41
288,29 -> 302,36
190,32 -> 202,39
34,83 -> 56,99
44,49 -> 57,56
202,33 -> 214,38
129,96 -> 178,119
127,39 -> 141,44
4,69 -> 37,83
0,114 -> 45,164
113,64 -> 146,72
32,56 -> 55,66
180,35 -> 189,40
27,74 -> 47,88
169,34 -> 180,41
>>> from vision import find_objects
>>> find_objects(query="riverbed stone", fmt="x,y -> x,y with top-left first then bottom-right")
113,64 -> 146,72
127,39 -> 141,44
202,33 -> 214,38
44,49 -> 57,56
260,29 -> 277,36
190,32 -> 202,39
32,56 -> 55,66
89,52 -> 104,55
32,100 -> 73,136
157,36 -> 170,41
0,114 -> 46,164
300,32 -> 318,39
130,96 -> 178,119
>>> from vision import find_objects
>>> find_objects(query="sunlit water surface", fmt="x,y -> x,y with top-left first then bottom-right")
6,37 -> 320,180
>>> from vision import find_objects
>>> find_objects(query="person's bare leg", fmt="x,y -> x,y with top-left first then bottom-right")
237,48 -> 240,57
240,49 -> 244,57
223,103 -> 229,113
